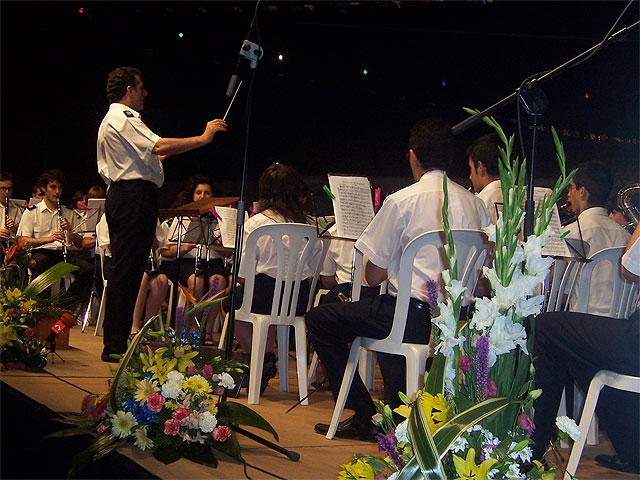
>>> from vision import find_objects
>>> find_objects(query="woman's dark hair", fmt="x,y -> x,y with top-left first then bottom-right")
172,175 -> 215,208
256,162 -> 308,223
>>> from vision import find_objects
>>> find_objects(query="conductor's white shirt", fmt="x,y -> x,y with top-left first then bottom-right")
17,201 -> 74,251
355,170 -> 491,302
97,103 -> 163,188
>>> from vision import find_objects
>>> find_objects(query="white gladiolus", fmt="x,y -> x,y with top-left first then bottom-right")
445,279 -> 466,302
487,312 -> 528,366
470,296 -> 499,332
514,294 -> 545,318
556,416 -> 582,442
395,420 -> 409,443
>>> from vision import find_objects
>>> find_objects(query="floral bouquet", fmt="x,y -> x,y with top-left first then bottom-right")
339,117 -> 582,479
49,300 -> 277,477
1,241 -> 78,369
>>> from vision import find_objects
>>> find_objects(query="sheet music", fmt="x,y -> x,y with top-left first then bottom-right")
328,174 -> 375,240
73,198 -> 105,233
216,206 -> 247,248
534,187 -> 571,257
168,217 -> 203,244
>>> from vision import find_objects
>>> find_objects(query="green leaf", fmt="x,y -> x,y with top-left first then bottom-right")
397,457 -> 425,480
216,401 -> 279,442
207,431 -> 243,461
23,262 -> 78,297
181,442 -> 218,468
424,353 -> 446,396
408,398 -> 448,479
67,432 -> 123,478
44,426 -> 94,439
433,397 -> 520,457
152,445 -> 182,464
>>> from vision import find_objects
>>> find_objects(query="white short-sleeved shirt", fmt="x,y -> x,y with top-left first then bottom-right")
97,213 -> 167,258
17,201 -> 74,250
565,207 -> 630,315
97,103 -> 163,187
477,179 -> 503,224
355,170 -> 491,302
320,224 -> 356,284
622,234 -> 640,278
238,212 -> 319,280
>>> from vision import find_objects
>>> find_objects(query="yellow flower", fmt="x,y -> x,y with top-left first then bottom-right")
5,288 -> 22,302
172,346 -> 199,372
452,448 -> 497,480
393,404 -> 412,419
208,401 -> 218,416
0,322 -> 19,347
21,299 -> 37,312
532,460 -> 555,480
419,392 -> 450,433
134,378 -> 159,403
337,458 -> 375,480
181,374 -> 212,396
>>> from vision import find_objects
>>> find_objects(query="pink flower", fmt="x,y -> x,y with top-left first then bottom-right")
28,259 -> 37,267
202,364 -> 213,379
211,425 -> 232,442
172,407 -> 191,422
96,423 -> 107,434
214,387 -> 225,396
517,412 -> 536,434
19,308 -> 27,314
23,328 -> 34,338
164,418 -> 180,436
486,379 -> 497,398
146,392 -> 165,413
187,366 -> 198,374
458,355 -> 473,373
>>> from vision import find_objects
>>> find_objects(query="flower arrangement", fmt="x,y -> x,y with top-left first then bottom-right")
0,241 -> 78,369
339,117 -> 581,479
50,297 -> 277,477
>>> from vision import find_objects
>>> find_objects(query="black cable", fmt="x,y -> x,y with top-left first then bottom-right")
38,368 -> 96,395
242,457 -> 289,480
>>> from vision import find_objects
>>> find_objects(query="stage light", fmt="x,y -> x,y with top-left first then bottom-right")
277,53 -> 284,61
363,69 -> 368,75
178,32 -> 184,38
78,7 -> 84,14
442,80 -> 446,86
584,93 -> 589,99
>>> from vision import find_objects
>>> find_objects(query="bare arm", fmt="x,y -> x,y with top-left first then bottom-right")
152,119 -> 227,159
364,259 -> 388,287
321,275 -> 338,289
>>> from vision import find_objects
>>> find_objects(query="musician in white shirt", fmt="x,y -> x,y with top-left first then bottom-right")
97,66 -> 227,361
0,171 -> 19,243
467,132 -> 502,223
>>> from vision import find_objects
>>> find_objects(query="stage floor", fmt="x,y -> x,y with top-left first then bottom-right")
1,326 -> 634,479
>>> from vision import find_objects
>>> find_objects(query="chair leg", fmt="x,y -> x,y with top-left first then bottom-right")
165,280 -> 174,330
293,319 -> 309,405
247,320 -> 270,405
564,375 -> 605,479
308,352 -> 320,389
218,314 -> 229,349
277,325 -> 290,392
557,388 -> 569,449
94,285 -> 107,336
327,338 -> 363,440
405,351 -> 428,400
359,350 -> 376,390
573,384 -> 599,445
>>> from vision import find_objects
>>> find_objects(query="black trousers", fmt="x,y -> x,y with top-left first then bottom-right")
531,311 -> 639,464
103,180 -> 157,354
30,249 -> 93,303
305,293 -> 431,423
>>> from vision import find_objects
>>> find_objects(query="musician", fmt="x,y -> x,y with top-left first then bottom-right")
467,132 -> 501,223
307,118 -> 491,441
531,226 -> 640,475
221,162 -> 321,394
159,176 -> 230,345
17,169 -> 93,302
97,66 -> 227,362
563,161 -> 629,315
31,184 -> 45,201
0,171 -> 19,242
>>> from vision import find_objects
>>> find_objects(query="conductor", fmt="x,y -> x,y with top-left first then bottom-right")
97,66 -> 227,362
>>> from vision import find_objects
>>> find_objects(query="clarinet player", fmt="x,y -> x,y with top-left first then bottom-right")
97,66 -> 227,362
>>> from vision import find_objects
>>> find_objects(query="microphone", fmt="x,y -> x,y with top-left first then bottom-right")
46,313 -> 75,351
225,40 -> 264,97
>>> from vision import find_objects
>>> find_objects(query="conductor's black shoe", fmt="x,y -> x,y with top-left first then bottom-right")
314,415 -> 381,442
595,455 -> 639,474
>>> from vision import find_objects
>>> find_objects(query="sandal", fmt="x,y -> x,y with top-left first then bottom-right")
203,333 -> 216,346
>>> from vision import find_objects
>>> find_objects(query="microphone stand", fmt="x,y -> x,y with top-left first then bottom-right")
452,20 -> 639,238
221,4 -> 300,462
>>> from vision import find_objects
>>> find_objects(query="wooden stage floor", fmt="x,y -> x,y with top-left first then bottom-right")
1,326 -> 635,479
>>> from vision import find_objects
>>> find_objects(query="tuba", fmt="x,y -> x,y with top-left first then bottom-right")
617,184 -> 639,232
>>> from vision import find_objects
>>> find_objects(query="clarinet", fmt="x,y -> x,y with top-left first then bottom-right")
57,198 -> 68,262
1,196 -> 8,249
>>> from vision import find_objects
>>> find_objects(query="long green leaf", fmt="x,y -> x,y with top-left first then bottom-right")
424,354 -> 446,396
44,426 -> 94,439
207,431 -> 243,461
433,397 -> 520,457
216,401 -> 279,441
181,442 -> 218,468
23,262 -> 78,297
396,457 -> 424,480
407,397 -> 448,479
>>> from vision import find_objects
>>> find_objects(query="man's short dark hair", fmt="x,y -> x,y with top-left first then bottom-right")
408,118 -> 454,171
574,161 -> 613,207
467,133 -> 500,177
36,169 -> 66,190
0,171 -> 12,183
106,66 -> 141,103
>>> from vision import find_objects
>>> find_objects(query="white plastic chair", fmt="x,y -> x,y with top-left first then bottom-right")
325,229 -> 492,439
94,220 -> 108,336
220,223 -> 328,405
564,370 -> 640,479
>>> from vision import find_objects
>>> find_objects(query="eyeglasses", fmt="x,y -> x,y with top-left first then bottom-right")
0,186 -> 12,191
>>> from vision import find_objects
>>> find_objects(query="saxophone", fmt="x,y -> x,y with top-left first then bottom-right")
617,184 -> 640,232
57,198 -> 68,262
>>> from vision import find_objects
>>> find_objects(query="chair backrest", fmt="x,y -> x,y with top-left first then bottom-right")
95,219 -> 108,282
383,229 -> 492,345
566,246 -> 639,319
238,223 -> 326,322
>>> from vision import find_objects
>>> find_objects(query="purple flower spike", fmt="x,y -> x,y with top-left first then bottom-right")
425,280 -> 439,306
174,306 -> 184,334
476,335 -> 489,402
377,433 -> 405,470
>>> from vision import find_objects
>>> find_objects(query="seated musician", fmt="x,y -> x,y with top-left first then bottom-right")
0,171 -> 19,243
220,162 -> 321,394
18,169 -> 93,306
97,213 -> 170,337
158,175 -> 230,344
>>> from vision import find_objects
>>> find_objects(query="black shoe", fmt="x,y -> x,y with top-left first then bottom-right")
595,455 -> 639,474
314,415 -> 381,442
260,352 -> 277,394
